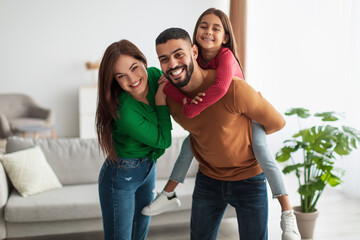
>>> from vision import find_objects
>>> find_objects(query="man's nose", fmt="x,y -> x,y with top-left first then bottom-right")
168,57 -> 178,69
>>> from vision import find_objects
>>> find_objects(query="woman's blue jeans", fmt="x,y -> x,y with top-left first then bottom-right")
98,157 -> 155,240
169,121 -> 287,198
191,171 -> 268,240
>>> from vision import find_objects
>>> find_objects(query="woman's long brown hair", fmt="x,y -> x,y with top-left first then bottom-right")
193,8 -> 244,77
96,40 -> 147,161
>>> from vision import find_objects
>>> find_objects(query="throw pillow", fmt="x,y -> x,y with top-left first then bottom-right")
0,146 -> 62,197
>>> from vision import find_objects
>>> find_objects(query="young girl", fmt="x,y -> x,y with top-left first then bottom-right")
142,8 -> 300,240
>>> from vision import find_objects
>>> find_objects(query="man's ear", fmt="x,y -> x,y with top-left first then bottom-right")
192,44 -> 198,61
223,34 -> 229,45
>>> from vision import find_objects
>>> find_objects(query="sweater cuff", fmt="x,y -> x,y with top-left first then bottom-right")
156,106 -> 172,130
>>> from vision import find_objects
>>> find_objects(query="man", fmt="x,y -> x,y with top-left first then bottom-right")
155,28 -> 285,240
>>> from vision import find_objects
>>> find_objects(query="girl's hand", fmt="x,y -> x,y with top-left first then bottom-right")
155,81 -> 167,105
190,92 -> 205,104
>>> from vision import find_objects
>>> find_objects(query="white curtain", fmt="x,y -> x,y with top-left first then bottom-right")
246,0 -> 360,197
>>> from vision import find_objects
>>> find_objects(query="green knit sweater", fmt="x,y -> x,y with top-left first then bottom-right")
112,67 -> 172,161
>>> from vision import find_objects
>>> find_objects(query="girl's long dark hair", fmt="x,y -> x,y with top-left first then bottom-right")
193,8 -> 244,77
96,40 -> 147,161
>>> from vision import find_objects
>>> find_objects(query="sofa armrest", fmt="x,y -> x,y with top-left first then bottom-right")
0,160 -> 9,238
0,113 -> 11,138
0,161 -> 9,208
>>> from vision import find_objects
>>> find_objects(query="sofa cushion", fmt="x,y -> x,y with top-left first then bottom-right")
5,183 -> 101,222
5,175 -> 197,223
6,137 -> 105,185
0,146 -> 62,197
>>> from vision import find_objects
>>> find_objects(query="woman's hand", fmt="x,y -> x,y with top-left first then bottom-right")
155,77 -> 167,105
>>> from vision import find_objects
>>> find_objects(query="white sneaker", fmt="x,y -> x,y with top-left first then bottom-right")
281,210 -> 301,240
141,191 -> 181,216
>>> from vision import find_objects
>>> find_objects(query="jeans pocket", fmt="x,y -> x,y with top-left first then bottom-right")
113,158 -> 151,190
98,162 -> 108,185
243,173 -> 266,185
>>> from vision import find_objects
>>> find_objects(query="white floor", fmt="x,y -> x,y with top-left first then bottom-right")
7,172 -> 360,240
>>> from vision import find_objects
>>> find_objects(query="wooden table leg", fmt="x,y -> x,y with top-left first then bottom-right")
34,132 -> 39,139
51,130 -> 56,139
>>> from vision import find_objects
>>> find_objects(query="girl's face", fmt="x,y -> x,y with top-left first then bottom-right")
113,54 -> 148,98
195,13 -> 229,52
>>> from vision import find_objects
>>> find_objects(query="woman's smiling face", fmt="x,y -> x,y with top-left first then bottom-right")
113,54 -> 148,98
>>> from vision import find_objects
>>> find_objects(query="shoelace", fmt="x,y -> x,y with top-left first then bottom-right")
283,214 -> 295,230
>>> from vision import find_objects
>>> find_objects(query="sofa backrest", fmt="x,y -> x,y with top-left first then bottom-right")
5,135 -> 199,185
6,136 -> 104,185
0,94 -> 35,119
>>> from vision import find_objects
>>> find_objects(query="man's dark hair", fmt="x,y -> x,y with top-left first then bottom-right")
156,28 -> 192,45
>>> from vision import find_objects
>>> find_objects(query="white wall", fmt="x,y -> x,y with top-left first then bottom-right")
246,0 -> 360,197
0,0 -> 229,137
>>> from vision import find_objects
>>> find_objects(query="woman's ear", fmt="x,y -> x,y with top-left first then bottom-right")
223,34 -> 230,45
192,44 -> 198,61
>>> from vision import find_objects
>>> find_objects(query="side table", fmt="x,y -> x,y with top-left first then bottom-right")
17,126 -> 56,139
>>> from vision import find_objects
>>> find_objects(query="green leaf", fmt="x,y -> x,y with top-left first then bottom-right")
317,165 -> 333,172
334,139 -> 351,155
298,180 -> 325,196
314,112 -> 342,122
311,143 -> 328,154
283,163 -> 303,174
285,108 -> 311,118
275,152 -> 290,162
351,138 -> 358,149
321,172 -> 342,187
343,126 -> 360,139
342,126 -> 360,148
275,145 -> 300,162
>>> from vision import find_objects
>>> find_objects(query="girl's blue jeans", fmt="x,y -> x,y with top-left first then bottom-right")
98,157 -> 155,240
169,120 -> 287,198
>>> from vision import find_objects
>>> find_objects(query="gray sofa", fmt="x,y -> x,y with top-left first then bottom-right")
0,136 -> 236,239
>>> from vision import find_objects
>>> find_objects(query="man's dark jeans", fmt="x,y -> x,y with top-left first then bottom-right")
191,171 -> 268,240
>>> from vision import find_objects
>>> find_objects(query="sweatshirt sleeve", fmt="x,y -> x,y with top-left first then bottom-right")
234,79 -> 286,134
182,50 -> 240,118
163,81 -> 187,106
116,105 -> 172,149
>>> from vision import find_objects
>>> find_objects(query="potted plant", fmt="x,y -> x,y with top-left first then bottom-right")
275,108 -> 360,239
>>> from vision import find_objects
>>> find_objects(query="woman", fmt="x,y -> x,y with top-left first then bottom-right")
96,39 -> 172,240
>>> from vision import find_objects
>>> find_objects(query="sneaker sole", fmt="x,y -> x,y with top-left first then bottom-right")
142,200 -> 181,216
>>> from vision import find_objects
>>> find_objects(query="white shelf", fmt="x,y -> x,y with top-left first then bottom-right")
79,86 -> 97,139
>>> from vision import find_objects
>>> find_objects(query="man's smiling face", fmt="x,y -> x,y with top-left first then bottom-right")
156,39 -> 195,88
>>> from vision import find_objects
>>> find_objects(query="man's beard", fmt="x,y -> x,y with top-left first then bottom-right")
164,59 -> 194,88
